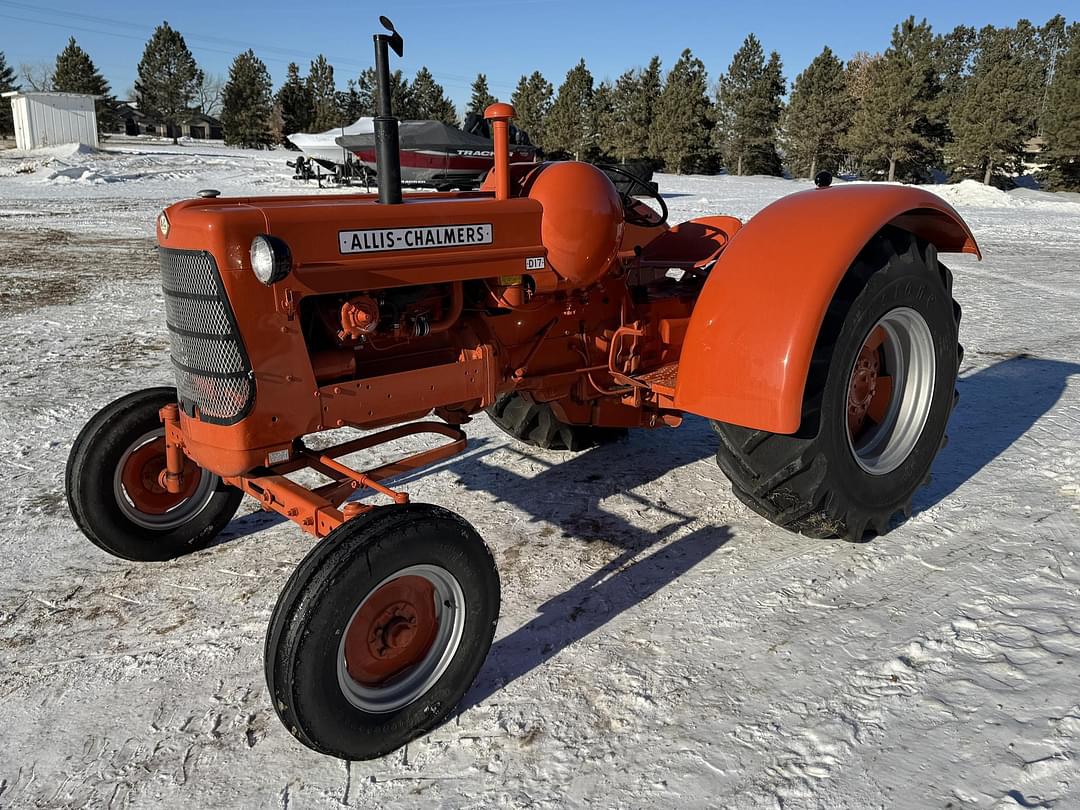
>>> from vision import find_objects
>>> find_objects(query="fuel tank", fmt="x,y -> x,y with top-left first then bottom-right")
525,161 -> 623,290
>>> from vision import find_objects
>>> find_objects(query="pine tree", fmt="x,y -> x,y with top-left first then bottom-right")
1041,24 -> 1080,190
269,100 -> 285,145
0,51 -> 20,137
409,67 -> 458,125
336,80 -> 364,124
221,49 -> 273,149
468,73 -> 497,115
307,55 -> 339,130
947,27 -> 1033,184
845,17 -> 944,182
715,35 -> 786,176
649,48 -> 712,174
1036,16 -> 1069,134
276,62 -> 312,141
758,53 -> 786,174
510,71 -> 553,149
783,47 -> 853,177
1008,16 -> 1069,136
932,25 -> 976,171
594,77 -> 617,158
363,68 -> 410,117
593,80 -> 615,157
545,60 -> 596,160
135,22 -> 203,144
353,68 -> 376,116
601,57 -> 661,163
845,51 -> 880,104
934,25 -> 977,105
52,37 -> 118,134
634,57 -> 662,162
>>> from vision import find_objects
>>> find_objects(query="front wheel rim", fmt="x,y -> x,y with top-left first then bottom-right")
845,307 -> 937,476
337,564 -> 466,714
113,429 -> 218,529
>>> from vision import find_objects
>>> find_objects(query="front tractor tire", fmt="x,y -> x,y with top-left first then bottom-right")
486,392 -> 626,451
265,504 -> 500,760
713,228 -> 961,541
66,387 -> 243,561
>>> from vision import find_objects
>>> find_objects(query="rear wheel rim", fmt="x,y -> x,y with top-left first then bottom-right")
337,564 -> 466,714
113,429 -> 217,530
845,307 -> 937,475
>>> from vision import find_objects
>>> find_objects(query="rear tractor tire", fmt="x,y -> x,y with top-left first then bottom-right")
65,387 -> 243,561
265,504 -> 500,760
713,228 -> 961,541
486,392 -> 627,451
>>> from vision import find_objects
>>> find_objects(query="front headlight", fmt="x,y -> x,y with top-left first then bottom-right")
250,235 -> 292,285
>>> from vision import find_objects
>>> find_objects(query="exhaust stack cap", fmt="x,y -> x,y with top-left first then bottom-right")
379,16 -> 403,56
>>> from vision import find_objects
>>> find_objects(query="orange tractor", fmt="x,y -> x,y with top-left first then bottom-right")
66,18 -> 980,760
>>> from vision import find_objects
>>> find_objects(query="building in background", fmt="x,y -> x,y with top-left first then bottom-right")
2,91 -> 100,150
109,102 -> 223,140
179,111 -> 223,140
114,101 -> 150,136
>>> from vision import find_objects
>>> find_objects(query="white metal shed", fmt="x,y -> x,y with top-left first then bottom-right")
2,91 -> 100,150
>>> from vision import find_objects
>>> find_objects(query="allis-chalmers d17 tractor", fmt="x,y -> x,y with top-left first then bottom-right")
66,18 -> 980,760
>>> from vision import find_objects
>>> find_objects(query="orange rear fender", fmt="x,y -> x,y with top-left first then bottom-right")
673,183 -> 980,433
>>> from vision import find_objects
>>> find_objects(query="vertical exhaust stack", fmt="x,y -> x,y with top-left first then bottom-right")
373,16 -> 404,204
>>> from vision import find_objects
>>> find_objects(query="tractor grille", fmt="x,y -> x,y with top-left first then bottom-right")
160,248 -> 253,424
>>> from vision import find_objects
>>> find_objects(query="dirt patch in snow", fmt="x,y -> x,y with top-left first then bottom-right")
0,227 -> 157,312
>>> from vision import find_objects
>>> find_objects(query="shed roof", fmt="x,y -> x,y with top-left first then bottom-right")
2,91 -> 103,100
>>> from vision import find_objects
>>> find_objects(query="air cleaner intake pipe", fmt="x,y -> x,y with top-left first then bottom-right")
373,16 -> 404,204
484,102 -> 515,201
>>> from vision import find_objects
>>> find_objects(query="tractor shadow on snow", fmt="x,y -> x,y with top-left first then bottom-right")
914,354 -> 1080,513
223,411 -> 731,713
458,521 -> 731,714
442,416 -> 732,713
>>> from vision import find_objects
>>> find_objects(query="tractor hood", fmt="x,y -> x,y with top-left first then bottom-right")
158,192 -> 546,290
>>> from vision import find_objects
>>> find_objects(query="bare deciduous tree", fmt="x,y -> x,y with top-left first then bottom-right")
19,62 -> 54,91
195,73 -> 224,117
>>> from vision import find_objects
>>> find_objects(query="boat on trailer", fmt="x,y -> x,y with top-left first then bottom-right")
287,117 -> 375,170
337,119 -> 537,190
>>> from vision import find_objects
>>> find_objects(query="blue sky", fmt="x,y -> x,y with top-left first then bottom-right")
0,0 -> 1072,109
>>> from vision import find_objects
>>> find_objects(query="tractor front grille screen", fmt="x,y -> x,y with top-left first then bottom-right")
160,249 -> 253,424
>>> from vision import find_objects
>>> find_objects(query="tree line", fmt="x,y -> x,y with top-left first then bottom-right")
1,15 -> 1077,190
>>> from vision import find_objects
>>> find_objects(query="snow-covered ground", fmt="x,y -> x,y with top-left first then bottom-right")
1,142 -> 1079,809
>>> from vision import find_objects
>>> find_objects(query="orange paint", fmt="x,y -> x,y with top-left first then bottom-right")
344,575 -> 439,686
673,184 -> 979,433
484,102 -> 515,201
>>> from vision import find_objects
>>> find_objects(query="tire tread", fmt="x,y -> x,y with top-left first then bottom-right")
712,229 -> 962,541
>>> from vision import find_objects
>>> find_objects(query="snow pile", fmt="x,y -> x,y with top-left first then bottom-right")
926,177 -> 1080,211
37,142 -> 99,159
44,164 -> 107,184
928,178 -> 1016,207
0,143 -> 103,182
0,157 -> 47,177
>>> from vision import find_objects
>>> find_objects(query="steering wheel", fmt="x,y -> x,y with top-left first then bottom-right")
600,164 -> 669,228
